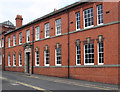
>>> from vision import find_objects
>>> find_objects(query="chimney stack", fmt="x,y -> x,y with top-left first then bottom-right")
15,15 -> 23,28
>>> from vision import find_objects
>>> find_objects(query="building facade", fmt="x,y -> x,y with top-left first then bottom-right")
4,2 -> 120,84
0,21 -> 15,70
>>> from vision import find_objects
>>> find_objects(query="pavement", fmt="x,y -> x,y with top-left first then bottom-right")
0,71 -> 119,92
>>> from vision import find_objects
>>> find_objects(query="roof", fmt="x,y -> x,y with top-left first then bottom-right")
2,20 -> 14,27
5,1 -> 88,35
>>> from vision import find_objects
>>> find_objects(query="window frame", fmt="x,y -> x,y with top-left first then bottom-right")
35,26 -> 40,40
19,32 -> 22,44
55,48 -> 61,66
83,8 -> 94,29
13,54 -> 16,66
8,55 -> 11,66
97,4 -> 103,25
55,19 -> 61,36
98,42 -> 104,65
19,53 -> 22,66
13,35 -> 16,46
0,40 -> 1,48
8,37 -> 11,47
76,12 -> 80,31
44,50 -> 50,66
35,51 -> 39,66
84,43 -> 94,65
2,39 -> 4,47
45,23 -> 50,38
26,30 -> 30,43
76,45 -> 81,65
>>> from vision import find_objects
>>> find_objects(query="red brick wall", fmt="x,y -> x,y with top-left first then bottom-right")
4,2 -> 119,84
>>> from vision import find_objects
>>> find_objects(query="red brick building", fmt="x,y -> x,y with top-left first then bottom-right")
0,21 -> 15,70
3,1 -> 120,84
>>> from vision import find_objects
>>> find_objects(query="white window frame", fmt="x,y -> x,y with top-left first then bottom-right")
76,12 -> 80,31
76,45 -> 81,65
45,23 -> 50,38
19,53 -> 22,66
0,40 -> 1,48
98,42 -> 104,65
97,5 -> 103,25
55,48 -> 61,66
55,19 -> 61,36
84,44 -> 94,65
44,50 -> 49,66
83,8 -> 94,29
2,39 -> 4,47
19,33 -> 22,44
13,54 -> 16,66
35,51 -> 39,66
8,55 -> 11,66
13,35 -> 16,46
0,54 -> 2,65
8,37 -> 11,47
35,26 -> 39,40
26,30 -> 30,43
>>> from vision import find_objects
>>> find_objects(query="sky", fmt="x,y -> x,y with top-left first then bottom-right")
0,0 -> 80,26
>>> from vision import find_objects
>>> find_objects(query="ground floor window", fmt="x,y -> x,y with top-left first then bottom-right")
13,54 -> 16,66
35,51 -> 39,66
8,55 -> 11,66
98,42 -> 104,65
76,45 -> 81,65
84,43 -> 94,65
55,48 -> 61,66
19,53 -> 22,66
44,50 -> 49,66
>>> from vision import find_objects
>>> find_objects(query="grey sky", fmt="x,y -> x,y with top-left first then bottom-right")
0,0 -> 80,26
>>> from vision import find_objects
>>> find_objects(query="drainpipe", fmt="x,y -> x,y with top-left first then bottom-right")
3,36 -> 6,71
66,10 -> 70,78
32,26 -> 34,74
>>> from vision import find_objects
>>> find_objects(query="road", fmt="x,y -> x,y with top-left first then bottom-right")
1,71 -> 119,92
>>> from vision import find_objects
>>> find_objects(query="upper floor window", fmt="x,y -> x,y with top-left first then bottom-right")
26,30 -> 30,43
76,12 -> 80,30
55,19 -> 61,35
13,35 -> 16,46
35,51 -> 39,66
8,54 -> 11,66
13,54 -> 16,66
19,53 -> 22,66
84,43 -> 94,65
8,37 -> 11,47
35,26 -> 39,40
84,8 -> 93,28
45,23 -> 49,38
19,33 -> 22,44
97,5 -> 103,25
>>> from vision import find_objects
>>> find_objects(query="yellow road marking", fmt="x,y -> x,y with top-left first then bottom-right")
25,75 -> 118,90
0,76 -> 52,92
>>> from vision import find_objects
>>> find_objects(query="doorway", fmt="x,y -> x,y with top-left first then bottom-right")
26,52 -> 30,73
